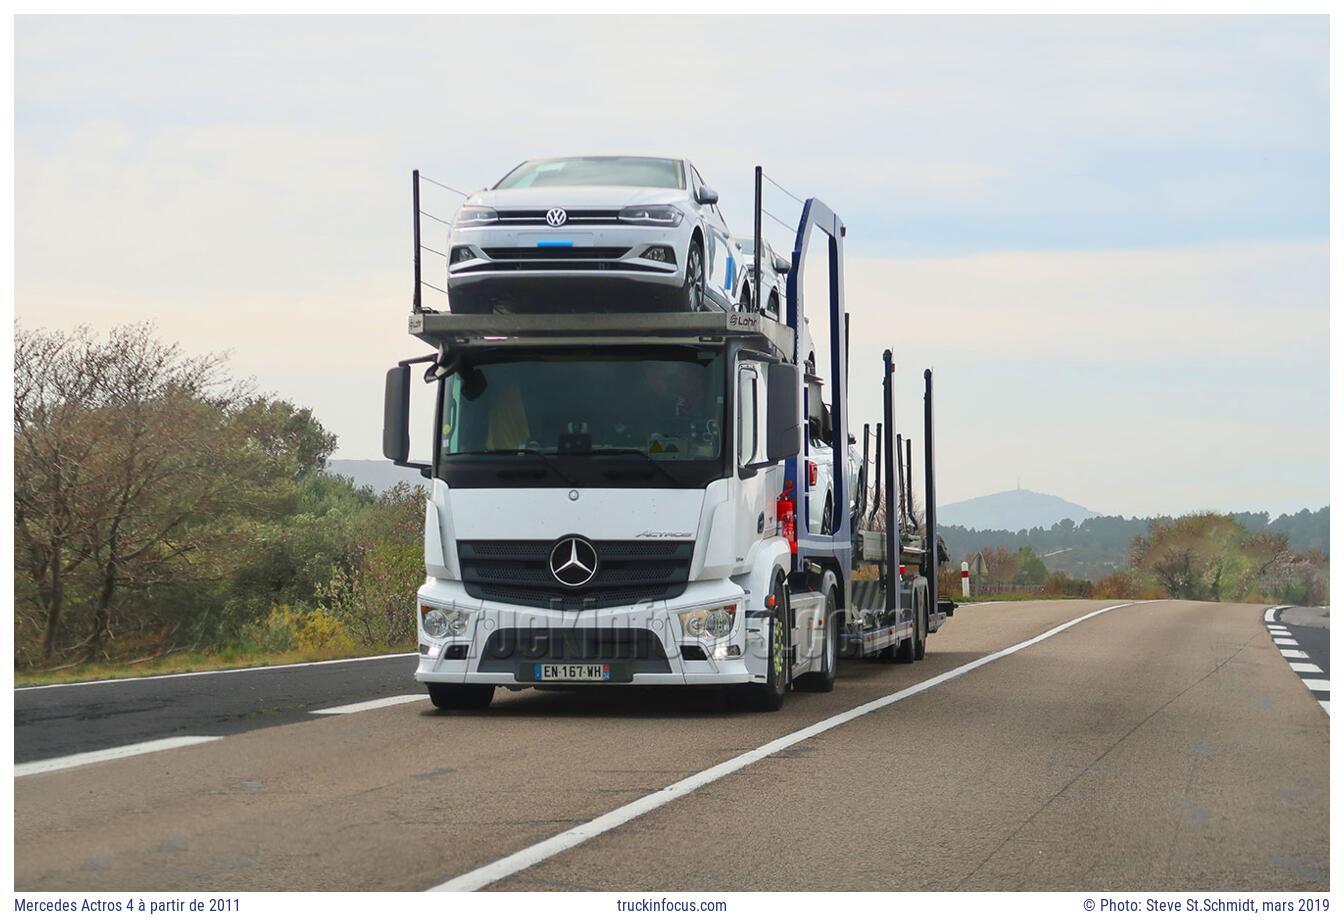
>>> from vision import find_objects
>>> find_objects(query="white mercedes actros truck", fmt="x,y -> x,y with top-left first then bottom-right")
382,167 -> 953,711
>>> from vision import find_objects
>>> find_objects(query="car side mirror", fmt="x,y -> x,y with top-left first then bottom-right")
772,254 -> 791,274
695,185 -> 719,206
765,364 -> 801,462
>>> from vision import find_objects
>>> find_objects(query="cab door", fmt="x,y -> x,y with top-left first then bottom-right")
734,359 -> 779,566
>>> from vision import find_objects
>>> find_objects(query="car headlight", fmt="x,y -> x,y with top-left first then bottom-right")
618,205 -> 683,226
454,206 -> 498,227
421,605 -> 470,639
678,603 -> 738,639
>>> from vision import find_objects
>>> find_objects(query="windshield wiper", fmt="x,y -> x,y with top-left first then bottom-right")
582,448 -> 681,486
445,449 -> 577,486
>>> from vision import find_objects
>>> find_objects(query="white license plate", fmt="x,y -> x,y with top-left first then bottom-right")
534,663 -> 611,682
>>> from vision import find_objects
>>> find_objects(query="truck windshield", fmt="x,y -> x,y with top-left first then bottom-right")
495,157 -> 685,190
438,347 -> 726,489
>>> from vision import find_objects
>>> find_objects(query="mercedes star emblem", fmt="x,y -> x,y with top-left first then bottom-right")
545,208 -> 568,227
549,536 -> 598,588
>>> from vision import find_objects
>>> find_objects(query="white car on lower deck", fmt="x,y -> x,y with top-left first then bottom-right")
447,156 -> 753,314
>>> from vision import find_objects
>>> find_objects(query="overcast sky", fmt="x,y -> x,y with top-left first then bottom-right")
14,15 -> 1328,518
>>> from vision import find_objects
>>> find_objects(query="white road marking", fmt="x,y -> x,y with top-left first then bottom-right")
1321,701 -> 1330,715
1264,606 -> 1283,623
1302,679 -> 1330,693
1291,663 -> 1324,674
310,694 -> 425,715
16,736 -> 222,778
1274,638 -> 1301,647
1280,649 -> 1309,659
431,601 -> 1145,892
15,652 -> 417,692
1268,626 -> 1290,634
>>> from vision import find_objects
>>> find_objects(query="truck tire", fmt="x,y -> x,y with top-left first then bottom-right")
735,573 -> 790,711
914,601 -> 928,661
427,682 -> 494,711
795,580 -> 839,692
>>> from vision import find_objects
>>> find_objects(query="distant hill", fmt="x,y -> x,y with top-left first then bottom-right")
938,488 -> 1099,531
326,459 -> 425,493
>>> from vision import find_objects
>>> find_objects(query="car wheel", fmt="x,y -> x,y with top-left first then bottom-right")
682,241 -> 705,312
767,291 -> 780,318
821,494 -> 834,535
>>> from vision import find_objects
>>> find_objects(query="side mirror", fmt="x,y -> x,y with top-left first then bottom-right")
772,254 -> 791,274
765,363 -> 802,462
695,185 -> 719,206
383,366 -> 411,464
847,433 -> 857,445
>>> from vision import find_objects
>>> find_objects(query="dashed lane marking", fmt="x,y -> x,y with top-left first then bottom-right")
1264,606 -> 1328,715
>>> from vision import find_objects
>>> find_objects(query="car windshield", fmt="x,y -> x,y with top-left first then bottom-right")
737,239 -> 755,255
495,157 -> 685,190
439,347 -> 725,488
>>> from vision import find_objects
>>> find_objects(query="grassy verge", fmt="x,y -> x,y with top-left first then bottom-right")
15,643 -> 415,688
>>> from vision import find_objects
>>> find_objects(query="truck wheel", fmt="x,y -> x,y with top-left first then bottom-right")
427,682 -> 494,711
796,581 -> 839,692
736,574 -> 790,711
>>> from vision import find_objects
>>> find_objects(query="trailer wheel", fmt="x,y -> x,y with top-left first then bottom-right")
427,682 -> 494,711
896,589 -> 927,663
914,599 -> 928,661
735,573 -> 790,711
796,578 -> 839,692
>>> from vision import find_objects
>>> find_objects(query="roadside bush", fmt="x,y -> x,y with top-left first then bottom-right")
250,605 -> 358,655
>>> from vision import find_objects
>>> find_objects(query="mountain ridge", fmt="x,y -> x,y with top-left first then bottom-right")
937,488 -> 1099,531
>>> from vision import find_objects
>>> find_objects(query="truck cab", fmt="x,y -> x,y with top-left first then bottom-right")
384,311 -> 812,710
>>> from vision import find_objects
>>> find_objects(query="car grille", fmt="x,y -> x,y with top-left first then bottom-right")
477,627 -> 671,674
495,209 -> 622,225
457,539 -> 694,610
482,247 -> 631,261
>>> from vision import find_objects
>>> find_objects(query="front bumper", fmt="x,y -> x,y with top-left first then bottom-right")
414,578 -> 761,687
447,223 -> 687,289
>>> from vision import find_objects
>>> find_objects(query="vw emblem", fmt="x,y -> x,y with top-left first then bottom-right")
545,208 -> 568,227
549,535 -> 598,588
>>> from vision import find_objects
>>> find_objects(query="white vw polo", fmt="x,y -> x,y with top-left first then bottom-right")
445,156 -> 751,314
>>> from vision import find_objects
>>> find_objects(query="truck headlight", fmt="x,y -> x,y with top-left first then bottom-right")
618,205 -> 683,226
421,605 -> 470,639
678,603 -> 738,639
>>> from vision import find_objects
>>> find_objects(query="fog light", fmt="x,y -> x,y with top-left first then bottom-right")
451,246 -> 475,264
712,644 -> 742,660
641,245 -> 675,264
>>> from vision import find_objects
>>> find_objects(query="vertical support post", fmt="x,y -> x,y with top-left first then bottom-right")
883,350 -> 898,617
961,561 -> 971,598
873,421 -> 883,523
412,169 -> 422,314
905,436 -> 914,520
858,423 -> 870,518
894,432 -> 905,535
924,369 -> 938,606
753,166 -> 763,313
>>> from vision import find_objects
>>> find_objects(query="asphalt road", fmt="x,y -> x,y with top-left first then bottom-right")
15,653 -> 419,762
14,600 -> 1329,892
